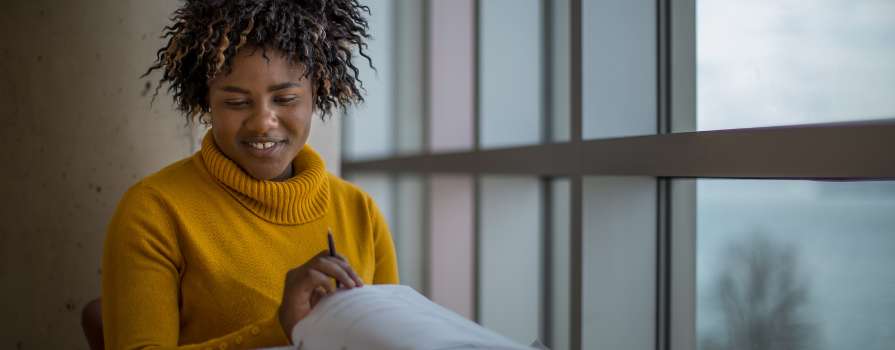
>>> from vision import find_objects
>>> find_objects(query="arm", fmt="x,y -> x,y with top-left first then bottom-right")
102,184 -> 289,350
367,196 -> 399,284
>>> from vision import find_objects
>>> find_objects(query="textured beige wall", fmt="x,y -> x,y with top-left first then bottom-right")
0,1 -> 340,349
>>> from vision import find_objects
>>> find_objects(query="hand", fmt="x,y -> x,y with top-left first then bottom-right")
277,251 -> 364,342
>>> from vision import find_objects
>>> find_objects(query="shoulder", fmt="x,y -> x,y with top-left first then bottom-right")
325,173 -> 382,216
107,157 -> 207,240
326,173 -> 373,203
115,154 -> 212,207
138,155 -> 205,193
112,154 -> 208,216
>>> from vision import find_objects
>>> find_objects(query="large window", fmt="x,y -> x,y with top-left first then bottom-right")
342,1 -> 895,350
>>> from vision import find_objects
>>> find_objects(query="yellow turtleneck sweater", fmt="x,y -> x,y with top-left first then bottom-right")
102,133 -> 399,349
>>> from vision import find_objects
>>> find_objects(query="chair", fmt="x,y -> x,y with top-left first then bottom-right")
81,298 -> 104,350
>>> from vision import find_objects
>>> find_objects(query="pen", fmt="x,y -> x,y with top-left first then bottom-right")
327,228 -> 340,288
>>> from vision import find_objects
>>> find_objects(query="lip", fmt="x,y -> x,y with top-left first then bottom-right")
241,140 -> 285,158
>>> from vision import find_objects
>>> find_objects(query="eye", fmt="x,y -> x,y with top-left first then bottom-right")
224,100 -> 250,108
274,95 -> 298,105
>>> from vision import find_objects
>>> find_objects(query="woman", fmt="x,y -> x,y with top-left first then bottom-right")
102,0 -> 398,349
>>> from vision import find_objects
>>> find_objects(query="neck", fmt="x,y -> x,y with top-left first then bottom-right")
271,163 -> 295,182
199,131 -> 330,224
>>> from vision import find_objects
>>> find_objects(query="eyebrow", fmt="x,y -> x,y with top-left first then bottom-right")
219,82 -> 303,94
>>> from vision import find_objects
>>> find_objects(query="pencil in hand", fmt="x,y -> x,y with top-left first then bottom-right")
327,228 -> 340,289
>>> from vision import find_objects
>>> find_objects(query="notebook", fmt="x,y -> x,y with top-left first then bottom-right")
261,284 -> 533,350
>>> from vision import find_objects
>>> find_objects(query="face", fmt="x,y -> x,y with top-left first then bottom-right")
207,47 -> 313,181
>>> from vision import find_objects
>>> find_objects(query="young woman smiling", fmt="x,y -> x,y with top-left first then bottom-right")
101,1 -> 398,349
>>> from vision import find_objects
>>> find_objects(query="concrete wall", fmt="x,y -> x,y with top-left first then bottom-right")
0,1 -> 340,348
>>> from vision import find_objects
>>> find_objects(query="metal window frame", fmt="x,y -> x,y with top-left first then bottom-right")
344,121 -> 895,178
472,0 -> 482,324
343,0 -> 895,349
568,1 -> 583,349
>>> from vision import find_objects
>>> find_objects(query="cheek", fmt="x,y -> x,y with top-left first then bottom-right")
285,107 -> 313,139
210,112 -> 239,135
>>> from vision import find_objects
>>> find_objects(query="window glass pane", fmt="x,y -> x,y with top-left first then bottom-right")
671,179 -> 697,350
696,180 -> 895,350
429,0 -> 475,153
582,176 -> 656,348
550,0 -> 571,143
479,0 -> 543,149
394,0 -> 425,155
428,174 -> 475,319
549,178 -> 571,350
395,174 -> 426,293
582,0 -> 657,140
343,0 -> 394,160
479,176 -> 543,344
697,1 -> 895,131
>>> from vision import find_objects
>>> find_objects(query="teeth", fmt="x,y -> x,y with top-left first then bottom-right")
249,142 -> 276,150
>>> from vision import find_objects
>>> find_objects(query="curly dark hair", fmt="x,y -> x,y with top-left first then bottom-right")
143,0 -> 373,122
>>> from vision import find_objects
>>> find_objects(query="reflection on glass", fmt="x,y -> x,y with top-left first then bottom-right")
479,176 -> 543,344
479,0 -> 543,149
697,180 -> 895,350
697,0 -> 895,130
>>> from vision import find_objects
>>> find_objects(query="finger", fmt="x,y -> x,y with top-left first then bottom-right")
314,251 -> 357,287
321,257 -> 358,289
323,252 -> 360,287
331,255 -> 364,287
310,286 -> 328,307
308,269 -> 339,294
313,257 -> 357,288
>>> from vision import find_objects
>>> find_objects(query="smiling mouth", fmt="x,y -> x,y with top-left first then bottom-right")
241,138 -> 286,156
248,141 -> 277,150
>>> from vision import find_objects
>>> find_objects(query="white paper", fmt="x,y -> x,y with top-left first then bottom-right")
265,284 -> 531,350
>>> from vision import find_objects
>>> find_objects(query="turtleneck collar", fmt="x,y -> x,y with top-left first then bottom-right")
198,131 -> 330,225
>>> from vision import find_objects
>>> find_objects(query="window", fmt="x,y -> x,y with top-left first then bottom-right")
341,1 -> 895,349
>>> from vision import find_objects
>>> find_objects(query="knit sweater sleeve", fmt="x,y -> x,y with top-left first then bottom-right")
367,195 -> 400,284
102,183 -> 290,350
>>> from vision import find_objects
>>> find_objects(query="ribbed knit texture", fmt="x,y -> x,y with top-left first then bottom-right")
200,132 -> 329,225
102,131 -> 399,350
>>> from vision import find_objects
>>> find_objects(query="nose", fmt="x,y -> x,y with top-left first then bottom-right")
243,101 -> 278,133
